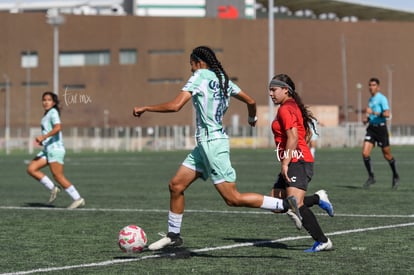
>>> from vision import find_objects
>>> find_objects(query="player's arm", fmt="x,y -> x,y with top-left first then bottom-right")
281,127 -> 298,182
133,91 -> 192,117
371,109 -> 390,118
233,90 -> 257,126
375,108 -> 390,118
36,124 -> 61,144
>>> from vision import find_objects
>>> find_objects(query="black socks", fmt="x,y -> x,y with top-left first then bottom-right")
388,158 -> 398,178
363,156 -> 374,177
304,194 -> 319,207
299,205 -> 328,243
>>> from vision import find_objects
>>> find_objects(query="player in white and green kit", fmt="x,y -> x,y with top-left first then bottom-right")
133,46 -> 302,250
181,67 -> 241,184
27,92 -> 85,209
36,100 -> 65,163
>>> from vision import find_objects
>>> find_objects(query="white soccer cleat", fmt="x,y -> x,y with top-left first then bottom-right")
148,232 -> 183,251
48,186 -> 60,204
315,190 -> 334,217
67,198 -> 85,209
305,238 -> 333,252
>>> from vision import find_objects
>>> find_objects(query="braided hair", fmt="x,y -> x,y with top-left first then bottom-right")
190,46 -> 230,97
272,74 -> 318,142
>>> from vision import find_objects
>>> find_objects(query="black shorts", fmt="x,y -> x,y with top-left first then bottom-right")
273,161 -> 313,191
364,124 -> 389,147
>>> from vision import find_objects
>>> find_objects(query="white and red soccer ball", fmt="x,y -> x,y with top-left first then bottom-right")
118,225 -> 147,253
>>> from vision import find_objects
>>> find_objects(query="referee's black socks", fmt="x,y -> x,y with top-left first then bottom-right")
388,158 -> 398,177
363,156 -> 374,177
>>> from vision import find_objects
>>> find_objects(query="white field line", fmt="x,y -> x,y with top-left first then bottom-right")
1,221 -> 414,275
1,205 -> 413,218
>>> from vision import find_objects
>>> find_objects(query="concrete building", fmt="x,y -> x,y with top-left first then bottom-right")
1,12 -> 414,130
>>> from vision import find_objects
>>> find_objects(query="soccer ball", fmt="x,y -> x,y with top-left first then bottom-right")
118,225 -> 148,253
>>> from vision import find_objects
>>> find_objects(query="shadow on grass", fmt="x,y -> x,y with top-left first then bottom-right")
112,238 -> 305,261
227,237 -> 313,252
187,251 -> 289,259
23,202 -> 56,208
224,237 -> 308,251
147,247 -> 290,260
113,247 -> 194,260
113,255 -> 137,259
133,239 -> 298,260
224,237 -> 289,249
338,185 -> 363,189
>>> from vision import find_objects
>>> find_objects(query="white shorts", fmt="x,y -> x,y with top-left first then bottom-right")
36,148 -> 65,164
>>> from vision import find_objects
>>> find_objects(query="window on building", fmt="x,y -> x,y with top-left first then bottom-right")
21,81 -> 48,87
60,50 -> 110,67
21,51 -> 38,68
119,49 -> 137,64
63,84 -> 86,90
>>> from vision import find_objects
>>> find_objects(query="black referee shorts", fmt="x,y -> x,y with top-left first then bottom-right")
364,124 -> 390,147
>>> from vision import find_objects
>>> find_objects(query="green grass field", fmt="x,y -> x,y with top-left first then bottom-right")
1,146 -> 413,274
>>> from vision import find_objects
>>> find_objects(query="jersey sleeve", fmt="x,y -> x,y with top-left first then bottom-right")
181,71 -> 200,93
50,109 -> 61,126
228,80 -> 241,96
380,94 -> 390,111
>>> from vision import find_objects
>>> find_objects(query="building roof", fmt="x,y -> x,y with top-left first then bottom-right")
257,0 -> 414,21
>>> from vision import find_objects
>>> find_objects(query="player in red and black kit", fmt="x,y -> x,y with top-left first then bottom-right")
269,74 -> 333,252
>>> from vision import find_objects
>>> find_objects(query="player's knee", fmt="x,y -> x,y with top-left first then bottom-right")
168,179 -> 184,194
221,194 -> 241,207
223,198 -> 238,207
26,167 -> 33,176
26,165 -> 36,176
383,153 -> 393,161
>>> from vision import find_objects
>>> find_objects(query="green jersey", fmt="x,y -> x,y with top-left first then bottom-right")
40,108 -> 64,151
182,69 -> 240,141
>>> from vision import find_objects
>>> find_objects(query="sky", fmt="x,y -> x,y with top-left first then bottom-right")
338,0 -> 414,13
